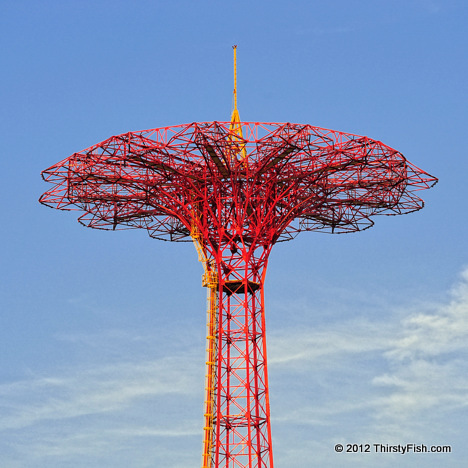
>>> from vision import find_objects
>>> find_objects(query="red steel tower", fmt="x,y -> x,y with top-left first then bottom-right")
40,48 -> 437,467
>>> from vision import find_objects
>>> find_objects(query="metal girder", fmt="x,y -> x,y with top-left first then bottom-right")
40,121 -> 437,468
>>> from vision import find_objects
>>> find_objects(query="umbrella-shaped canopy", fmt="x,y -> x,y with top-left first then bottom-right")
40,121 -> 437,247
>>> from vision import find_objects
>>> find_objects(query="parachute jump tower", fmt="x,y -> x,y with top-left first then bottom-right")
40,47 -> 437,467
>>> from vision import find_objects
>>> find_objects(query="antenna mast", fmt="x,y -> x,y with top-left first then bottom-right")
231,45 -> 238,119
230,45 -> 246,160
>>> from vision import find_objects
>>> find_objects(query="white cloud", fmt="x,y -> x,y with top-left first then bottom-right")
369,268 -> 468,440
0,355 -> 202,431
268,319 -> 392,366
268,268 -> 468,465
0,345 -> 205,467
2,269 -> 468,466
387,269 -> 468,360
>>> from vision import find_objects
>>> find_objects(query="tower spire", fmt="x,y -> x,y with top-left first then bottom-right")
232,45 -> 238,114
229,45 -> 247,160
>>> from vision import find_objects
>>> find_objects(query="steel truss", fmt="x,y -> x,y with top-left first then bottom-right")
40,121 -> 437,468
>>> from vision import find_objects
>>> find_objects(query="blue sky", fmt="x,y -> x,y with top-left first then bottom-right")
1,0 -> 467,467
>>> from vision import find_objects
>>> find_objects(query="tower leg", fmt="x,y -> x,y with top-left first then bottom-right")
212,260 -> 273,468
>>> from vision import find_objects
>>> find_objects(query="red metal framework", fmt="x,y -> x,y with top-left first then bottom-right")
40,121 -> 437,467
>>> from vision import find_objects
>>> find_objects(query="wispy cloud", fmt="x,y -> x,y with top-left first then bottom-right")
0,345 -> 205,466
1,269 -> 467,466
0,357 -> 200,431
371,269 -> 468,440
269,268 -> 468,466
386,269 -> 468,359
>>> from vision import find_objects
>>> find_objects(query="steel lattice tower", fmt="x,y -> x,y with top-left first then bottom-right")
40,47 -> 437,467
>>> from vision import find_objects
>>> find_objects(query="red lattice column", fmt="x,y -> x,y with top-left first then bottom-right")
211,247 -> 273,468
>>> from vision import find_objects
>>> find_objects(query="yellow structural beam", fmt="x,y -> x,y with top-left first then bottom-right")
201,283 -> 217,468
191,213 -> 217,468
232,45 -> 238,114
229,45 -> 247,161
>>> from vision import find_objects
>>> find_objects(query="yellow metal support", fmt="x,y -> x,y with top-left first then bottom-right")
191,214 -> 218,468
202,281 -> 217,468
233,45 -> 238,114
229,45 -> 247,161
